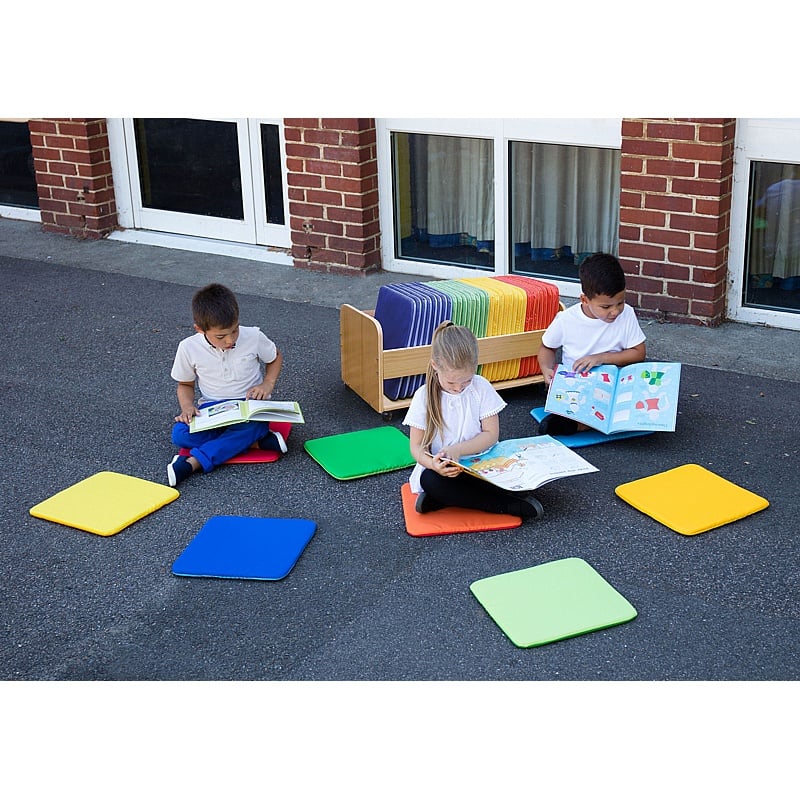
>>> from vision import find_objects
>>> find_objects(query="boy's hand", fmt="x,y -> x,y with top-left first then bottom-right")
246,383 -> 273,400
175,406 -> 198,424
571,354 -> 604,373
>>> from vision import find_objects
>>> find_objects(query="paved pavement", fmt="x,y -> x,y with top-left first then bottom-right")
1,217 -> 798,686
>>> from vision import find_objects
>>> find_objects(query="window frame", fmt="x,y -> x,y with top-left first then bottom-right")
377,118 -> 622,299
107,117 -> 291,258
728,118 -> 800,331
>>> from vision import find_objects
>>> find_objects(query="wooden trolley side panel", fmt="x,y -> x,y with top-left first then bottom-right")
340,303 -> 560,415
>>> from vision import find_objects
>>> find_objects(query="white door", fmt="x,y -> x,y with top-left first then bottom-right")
729,118 -> 800,330
118,118 -> 290,249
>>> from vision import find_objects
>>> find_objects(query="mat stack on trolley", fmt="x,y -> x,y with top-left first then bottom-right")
340,275 -> 561,417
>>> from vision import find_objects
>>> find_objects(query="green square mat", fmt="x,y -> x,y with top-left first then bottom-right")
304,426 -> 415,480
470,557 -> 637,648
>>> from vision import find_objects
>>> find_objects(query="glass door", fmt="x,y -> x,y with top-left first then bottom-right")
729,118 -> 800,330
121,118 -> 289,248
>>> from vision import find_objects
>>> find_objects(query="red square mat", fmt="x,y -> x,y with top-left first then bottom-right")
180,423 -> 292,464
400,482 -> 522,537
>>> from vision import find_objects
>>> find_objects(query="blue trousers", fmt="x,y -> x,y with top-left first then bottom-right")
171,418 -> 274,473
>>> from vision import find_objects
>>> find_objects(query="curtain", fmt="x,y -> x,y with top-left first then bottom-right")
411,135 -> 494,247
407,134 -> 619,262
512,142 -> 620,261
751,164 -> 800,280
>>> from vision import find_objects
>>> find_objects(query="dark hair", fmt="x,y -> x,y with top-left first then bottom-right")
191,283 -> 239,330
579,253 -> 626,299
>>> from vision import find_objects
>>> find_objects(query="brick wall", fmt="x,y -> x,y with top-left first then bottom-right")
28,118 -> 117,239
619,118 -> 736,326
284,118 -> 381,275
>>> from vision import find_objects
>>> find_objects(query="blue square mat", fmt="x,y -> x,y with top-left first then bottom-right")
530,407 -> 653,448
172,516 -> 316,581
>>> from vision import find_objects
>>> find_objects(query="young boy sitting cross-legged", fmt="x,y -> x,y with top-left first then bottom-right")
167,283 -> 287,486
536,253 -> 647,436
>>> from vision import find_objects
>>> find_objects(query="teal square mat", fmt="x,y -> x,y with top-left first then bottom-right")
470,557 -> 637,647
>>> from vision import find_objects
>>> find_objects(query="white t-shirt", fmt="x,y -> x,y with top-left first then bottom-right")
403,374 -> 506,494
170,325 -> 278,404
541,302 -> 646,371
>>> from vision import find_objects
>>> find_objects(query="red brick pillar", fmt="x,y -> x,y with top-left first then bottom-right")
284,118 -> 381,275
619,118 -> 736,326
28,118 -> 117,239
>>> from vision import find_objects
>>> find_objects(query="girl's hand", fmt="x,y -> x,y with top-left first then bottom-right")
431,450 -> 462,478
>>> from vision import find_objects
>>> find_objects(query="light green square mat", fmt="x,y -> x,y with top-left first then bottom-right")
470,557 -> 637,648
304,426 -> 415,480
29,471 -> 179,536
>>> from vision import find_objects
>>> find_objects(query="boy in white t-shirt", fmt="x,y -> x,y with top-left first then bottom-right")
167,283 -> 287,486
537,253 -> 647,436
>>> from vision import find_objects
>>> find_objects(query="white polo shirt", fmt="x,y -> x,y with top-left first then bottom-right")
171,325 -> 278,404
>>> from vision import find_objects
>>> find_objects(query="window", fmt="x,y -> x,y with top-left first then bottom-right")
509,141 -> 620,282
381,119 -> 622,287
743,160 -> 800,314
0,121 -> 37,208
392,131 -> 494,270
134,118 -> 245,220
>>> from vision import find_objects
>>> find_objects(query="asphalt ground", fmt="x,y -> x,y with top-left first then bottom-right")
1,220 -> 797,795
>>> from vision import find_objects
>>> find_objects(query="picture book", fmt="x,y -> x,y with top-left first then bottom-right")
432,435 -> 599,492
189,399 -> 305,433
544,361 -> 681,435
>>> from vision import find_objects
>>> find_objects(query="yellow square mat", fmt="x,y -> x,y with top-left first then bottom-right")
615,463 -> 769,535
30,471 -> 179,536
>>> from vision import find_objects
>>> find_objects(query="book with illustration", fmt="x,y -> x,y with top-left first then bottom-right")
433,435 -> 599,492
544,361 -> 681,434
189,399 -> 305,433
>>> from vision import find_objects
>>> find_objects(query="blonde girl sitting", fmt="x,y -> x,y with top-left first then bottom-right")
403,322 -> 544,520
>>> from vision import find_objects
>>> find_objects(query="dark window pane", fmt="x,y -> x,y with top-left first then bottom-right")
260,123 -> 285,225
391,131 -> 495,270
743,160 -> 800,314
134,119 -> 244,220
0,121 -> 38,208
509,140 -> 619,282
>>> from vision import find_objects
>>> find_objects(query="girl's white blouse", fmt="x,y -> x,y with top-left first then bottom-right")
403,374 -> 506,493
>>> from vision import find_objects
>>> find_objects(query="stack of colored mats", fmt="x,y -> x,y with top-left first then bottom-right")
372,276 -> 560,401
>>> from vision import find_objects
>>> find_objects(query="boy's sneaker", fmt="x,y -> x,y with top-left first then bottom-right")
167,454 -> 194,487
258,429 -> 288,454
538,413 -> 579,436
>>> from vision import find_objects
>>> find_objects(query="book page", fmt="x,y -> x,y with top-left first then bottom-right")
609,362 -> 681,433
544,365 -> 618,433
456,436 -> 598,491
246,399 -> 304,423
247,399 -> 301,415
190,400 -> 247,432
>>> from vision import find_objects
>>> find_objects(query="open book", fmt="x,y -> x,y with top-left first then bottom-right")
431,435 -> 598,492
544,361 -> 681,435
189,399 -> 305,433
